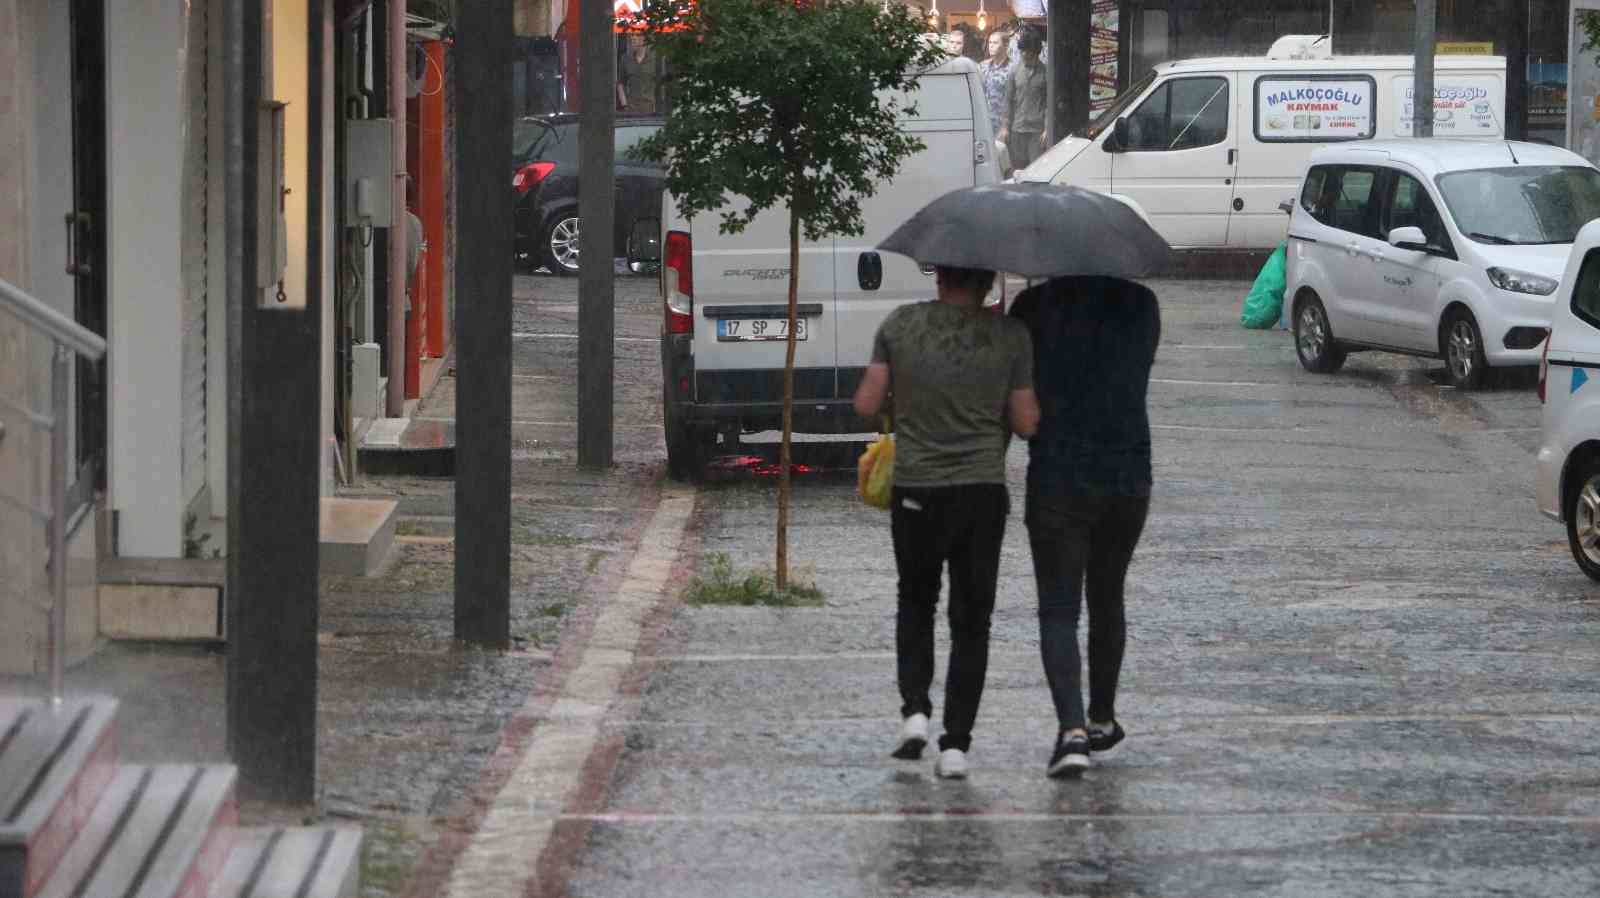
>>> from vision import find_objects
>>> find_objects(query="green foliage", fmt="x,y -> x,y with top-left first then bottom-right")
631,0 -> 945,242
1583,11 -> 1600,66
682,553 -> 826,607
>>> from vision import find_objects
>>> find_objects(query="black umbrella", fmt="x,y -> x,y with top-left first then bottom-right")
878,182 -> 1171,279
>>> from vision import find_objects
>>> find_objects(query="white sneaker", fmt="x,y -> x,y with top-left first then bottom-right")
892,713 -> 929,760
935,747 -> 969,779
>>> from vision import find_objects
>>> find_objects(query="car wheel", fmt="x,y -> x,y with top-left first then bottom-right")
1442,309 -> 1488,390
541,214 -> 581,276
1294,293 -> 1347,374
1566,465 -> 1600,582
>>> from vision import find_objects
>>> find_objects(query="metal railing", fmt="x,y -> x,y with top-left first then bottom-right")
0,277 -> 106,704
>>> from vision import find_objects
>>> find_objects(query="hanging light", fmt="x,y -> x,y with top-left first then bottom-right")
977,0 -> 987,32
928,0 -> 939,29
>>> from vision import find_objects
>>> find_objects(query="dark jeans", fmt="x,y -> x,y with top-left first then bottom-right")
891,483 -> 1010,753
1026,494 -> 1150,733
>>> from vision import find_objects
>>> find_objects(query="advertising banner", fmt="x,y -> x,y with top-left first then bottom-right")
1393,75 -> 1504,136
1255,79 -> 1375,140
1090,0 -> 1119,114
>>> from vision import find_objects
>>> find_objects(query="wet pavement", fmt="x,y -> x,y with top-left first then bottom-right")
9,275 -> 1599,897
550,280 -> 1600,896
0,271 -> 673,898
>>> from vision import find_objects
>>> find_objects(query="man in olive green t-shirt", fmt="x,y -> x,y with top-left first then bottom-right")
853,266 -> 1039,779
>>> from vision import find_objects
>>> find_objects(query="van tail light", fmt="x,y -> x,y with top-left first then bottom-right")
1538,329 -> 1551,404
664,230 -> 693,335
512,162 -> 555,194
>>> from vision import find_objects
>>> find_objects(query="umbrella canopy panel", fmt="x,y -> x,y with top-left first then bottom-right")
878,182 -> 1171,280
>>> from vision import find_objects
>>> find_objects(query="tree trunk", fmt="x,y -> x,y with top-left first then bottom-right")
777,212 -> 800,590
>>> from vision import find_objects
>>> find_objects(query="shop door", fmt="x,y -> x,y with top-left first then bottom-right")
29,0 -> 107,493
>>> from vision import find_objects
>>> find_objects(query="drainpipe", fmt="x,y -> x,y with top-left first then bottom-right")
386,0 -> 407,416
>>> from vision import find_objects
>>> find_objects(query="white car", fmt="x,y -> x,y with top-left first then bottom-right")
1284,140 -> 1600,388
1536,219 -> 1600,580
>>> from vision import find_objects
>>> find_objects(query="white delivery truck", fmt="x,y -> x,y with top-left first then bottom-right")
657,56 -> 1001,477
1014,35 -> 1507,250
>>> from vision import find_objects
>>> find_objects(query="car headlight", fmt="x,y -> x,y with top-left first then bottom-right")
1486,267 -> 1559,296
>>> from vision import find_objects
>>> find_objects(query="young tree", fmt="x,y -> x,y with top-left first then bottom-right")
634,0 -> 942,588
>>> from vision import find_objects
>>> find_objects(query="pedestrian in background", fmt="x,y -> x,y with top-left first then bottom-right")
853,266 -> 1039,780
617,33 -> 658,115
1009,275 -> 1160,778
951,22 -> 984,63
1001,29 -> 1048,172
979,29 -> 1014,139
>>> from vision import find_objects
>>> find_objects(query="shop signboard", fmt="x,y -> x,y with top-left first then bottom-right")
1255,78 -> 1375,140
1437,41 -> 1495,55
1393,74 -> 1505,136
1090,0 -> 1119,113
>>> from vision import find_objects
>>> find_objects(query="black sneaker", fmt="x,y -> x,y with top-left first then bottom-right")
1047,731 -> 1090,779
1088,721 -> 1125,759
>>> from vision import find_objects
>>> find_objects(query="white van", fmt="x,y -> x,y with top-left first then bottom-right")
1014,36 -> 1507,250
1536,220 -> 1600,580
1285,140 -> 1600,388
658,57 -> 1000,477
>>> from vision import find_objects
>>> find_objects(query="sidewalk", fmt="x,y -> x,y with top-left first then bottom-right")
496,280 -> 1600,897
0,274 -> 672,897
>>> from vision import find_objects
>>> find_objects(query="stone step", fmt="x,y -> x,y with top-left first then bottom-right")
209,828 -> 361,898
0,697 -> 120,898
36,765 -> 236,898
98,559 -> 225,643
319,497 -> 399,578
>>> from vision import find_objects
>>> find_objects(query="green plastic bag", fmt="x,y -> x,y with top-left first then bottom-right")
1240,241 -> 1288,329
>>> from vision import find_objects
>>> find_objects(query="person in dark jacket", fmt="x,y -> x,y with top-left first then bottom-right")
1009,276 -> 1160,778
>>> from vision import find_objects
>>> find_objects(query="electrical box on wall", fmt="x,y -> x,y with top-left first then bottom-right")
346,118 -> 395,228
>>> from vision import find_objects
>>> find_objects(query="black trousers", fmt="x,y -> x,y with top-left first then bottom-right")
891,483 -> 1009,753
1026,494 -> 1150,733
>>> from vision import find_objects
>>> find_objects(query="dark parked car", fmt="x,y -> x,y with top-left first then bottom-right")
513,114 -> 665,275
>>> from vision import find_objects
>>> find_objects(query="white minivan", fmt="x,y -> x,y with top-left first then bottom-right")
658,57 -> 1000,477
1013,36 -> 1506,250
1285,140 -> 1600,388
1536,220 -> 1600,580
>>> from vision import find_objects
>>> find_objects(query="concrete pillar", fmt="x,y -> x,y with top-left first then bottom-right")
107,0 -> 188,557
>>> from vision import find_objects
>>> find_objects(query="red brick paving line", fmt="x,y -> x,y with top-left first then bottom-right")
527,492 -> 707,898
398,474 -> 683,898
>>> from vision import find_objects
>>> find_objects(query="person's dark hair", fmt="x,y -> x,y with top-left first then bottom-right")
1018,29 -> 1043,54
936,265 -> 997,297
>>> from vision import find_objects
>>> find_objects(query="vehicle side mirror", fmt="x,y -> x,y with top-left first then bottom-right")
1278,198 -> 1295,215
1109,118 -> 1130,152
1387,226 -> 1428,251
627,216 -> 661,273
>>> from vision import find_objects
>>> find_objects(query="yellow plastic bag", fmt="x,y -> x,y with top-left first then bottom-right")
858,432 -> 895,509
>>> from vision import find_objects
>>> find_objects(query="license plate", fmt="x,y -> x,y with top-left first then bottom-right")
716,317 -> 808,342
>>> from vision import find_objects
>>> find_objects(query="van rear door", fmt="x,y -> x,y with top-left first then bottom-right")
835,71 -> 987,390
690,205 -> 836,407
